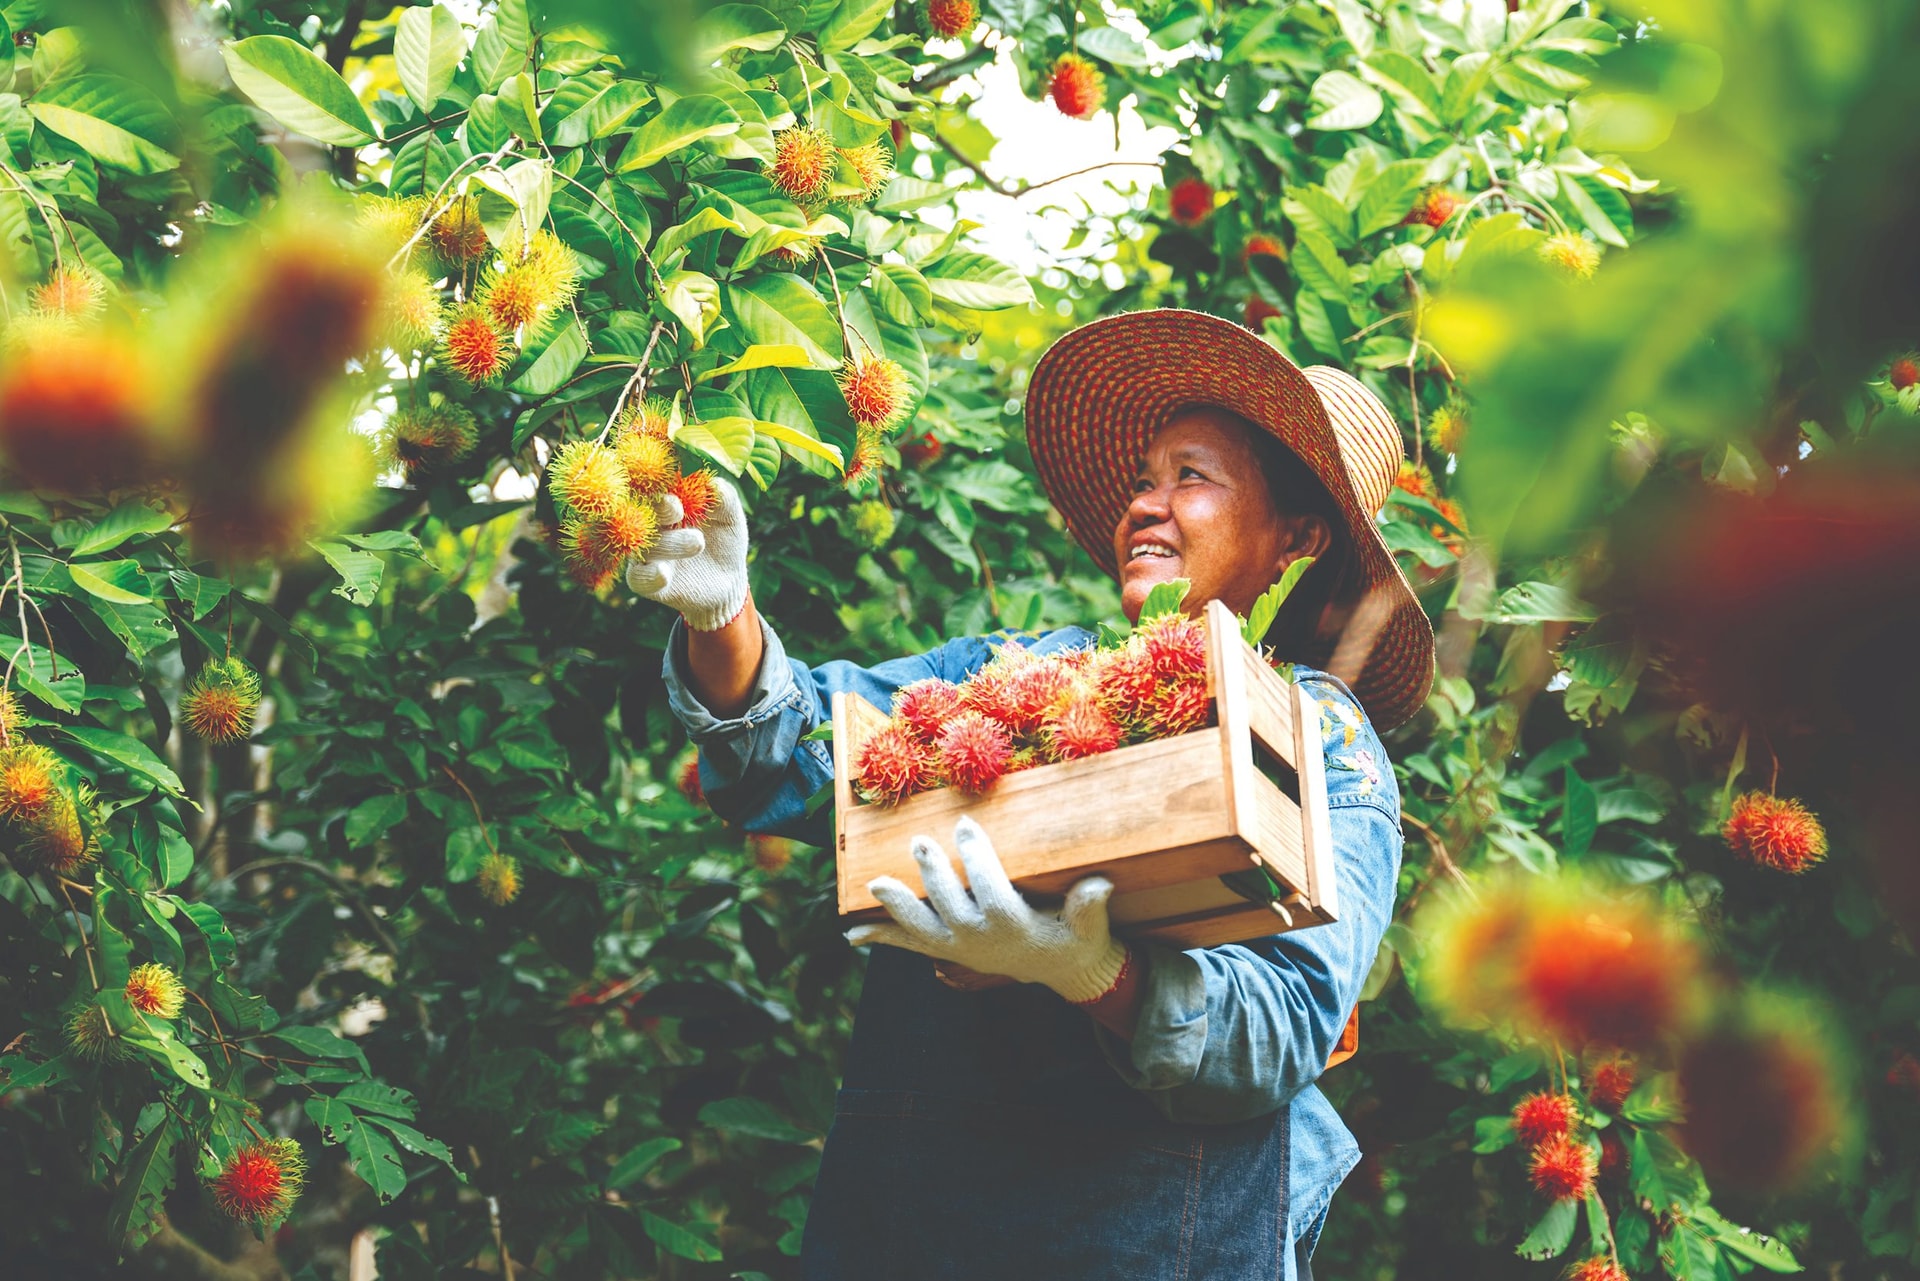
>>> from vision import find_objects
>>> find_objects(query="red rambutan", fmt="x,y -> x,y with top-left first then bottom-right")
1723,791 -> 1828,874
1245,297 -> 1282,330
439,303 -> 511,385
1137,613 -> 1208,681
1677,1011 -> 1843,1193
926,0 -> 977,37
936,711 -> 1013,793
1092,647 -> 1159,720
1587,1054 -> 1637,1112
1047,54 -> 1106,120
586,500 -> 660,561
1567,1256 -> 1628,1281
1528,1134 -> 1596,1202
1042,693 -> 1123,760
899,432 -> 943,468
1394,459 -> 1436,500
1513,905 -> 1701,1050
677,754 -> 704,805
1891,355 -> 1919,391
1168,177 -> 1214,227
893,678 -> 964,742
1148,676 -> 1212,736
1512,1091 -> 1577,1148
1405,188 -> 1462,229
671,469 -> 721,528
854,724 -> 937,804
427,196 -> 489,265
209,1138 -> 305,1223
1242,234 -> 1284,265
992,657 -> 1077,734
0,329 -> 157,492
1598,1131 -> 1628,1182
838,352 -> 910,430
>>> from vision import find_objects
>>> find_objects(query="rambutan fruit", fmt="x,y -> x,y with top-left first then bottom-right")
481,230 -> 579,337
1723,791 -> 1829,874
1092,647 -> 1159,722
383,401 -> 478,478
751,834 -> 794,873
617,396 -> 676,439
671,469 -> 721,528
1512,1091 -> 1577,1148
764,239 -> 820,269
1042,692 -> 1123,760
14,787 -> 98,876
765,125 -> 835,203
0,327 -> 158,493
588,500 -> 660,561
1394,459 -> 1436,500
66,1001 -> 130,1063
356,195 -> 424,257
616,429 -> 679,497
1047,53 -> 1106,120
854,724 -> 936,804
0,743 -> 64,820
992,657 -> 1077,734
0,688 -> 22,745
427,195 -> 489,266
1137,612 -> 1208,681
893,678 -> 964,741
1567,1256 -> 1627,1281
1677,1000 -> 1845,1193
1540,231 -> 1602,279
844,425 -> 888,490
1587,1054 -> 1636,1112
477,851 -> 522,905
560,516 -> 625,587
899,431 -> 943,468
30,265 -> 107,320
383,266 -> 444,350
1242,234 -> 1285,265
1890,354 -> 1920,391
1245,297 -> 1282,330
936,711 -> 1013,793
926,0 -> 978,37
677,753 -> 703,805
1427,397 -> 1470,455
1148,676 -> 1212,736
1168,177 -> 1215,227
209,1138 -> 305,1223
181,657 -> 263,744
1405,188 -> 1462,229
439,302 -> 512,386
1511,901 -> 1703,1049
1598,1131 -> 1628,1182
838,352 -> 910,429
548,439 -> 629,517
1528,1134 -> 1596,1201
125,962 -> 186,1019
851,499 -> 896,549
840,143 -> 894,200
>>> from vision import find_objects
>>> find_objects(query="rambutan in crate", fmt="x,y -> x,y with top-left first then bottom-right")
832,601 -> 1338,950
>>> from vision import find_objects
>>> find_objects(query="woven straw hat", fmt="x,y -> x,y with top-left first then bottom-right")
1025,308 -> 1435,730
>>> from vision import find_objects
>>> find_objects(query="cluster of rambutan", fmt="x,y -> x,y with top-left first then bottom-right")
544,398 -> 721,591
1509,1090 -> 1599,1204
764,125 -> 894,210
0,717 -> 101,878
838,351 -> 912,488
852,613 -> 1211,805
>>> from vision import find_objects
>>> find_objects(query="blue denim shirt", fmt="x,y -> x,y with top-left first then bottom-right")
664,617 -> 1402,1277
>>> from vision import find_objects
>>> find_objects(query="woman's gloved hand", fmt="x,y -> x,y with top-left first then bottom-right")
845,816 -> 1130,1005
625,476 -> 749,632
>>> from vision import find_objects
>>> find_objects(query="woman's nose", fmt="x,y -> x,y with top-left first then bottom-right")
1126,484 -> 1171,527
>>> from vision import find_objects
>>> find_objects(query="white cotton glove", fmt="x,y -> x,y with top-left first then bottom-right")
625,475 -> 749,632
845,816 -> 1130,1005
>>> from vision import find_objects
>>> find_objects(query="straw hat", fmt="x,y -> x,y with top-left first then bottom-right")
1025,308 -> 1435,730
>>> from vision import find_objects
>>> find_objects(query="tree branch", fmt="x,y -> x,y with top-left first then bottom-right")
930,130 -> 1159,198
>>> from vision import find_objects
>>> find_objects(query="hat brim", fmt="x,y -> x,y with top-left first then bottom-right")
1025,309 -> 1435,730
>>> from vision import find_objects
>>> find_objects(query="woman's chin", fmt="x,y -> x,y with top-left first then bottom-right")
1120,559 -> 1185,616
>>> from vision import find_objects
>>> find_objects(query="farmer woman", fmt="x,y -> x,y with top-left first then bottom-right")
633,310 -> 1434,1280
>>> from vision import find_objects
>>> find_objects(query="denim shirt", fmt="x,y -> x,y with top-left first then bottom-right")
664,617 -> 1403,1278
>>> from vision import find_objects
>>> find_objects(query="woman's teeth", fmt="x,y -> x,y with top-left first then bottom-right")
1129,545 -> 1175,560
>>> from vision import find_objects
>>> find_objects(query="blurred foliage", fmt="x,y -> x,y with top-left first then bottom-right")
0,0 -> 1917,1278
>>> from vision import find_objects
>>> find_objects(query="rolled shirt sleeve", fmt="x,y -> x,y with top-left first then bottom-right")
1091,674 -> 1404,1125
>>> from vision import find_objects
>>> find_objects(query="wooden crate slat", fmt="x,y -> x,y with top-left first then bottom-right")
1126,899 -> 1296,950
1292,681 -> 1340,923
1236,635 -> 1300,771
1108,873 -> 1248,924
1247,767 -> 1312,895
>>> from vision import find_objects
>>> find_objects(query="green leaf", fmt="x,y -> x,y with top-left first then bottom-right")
654,204 -> 745,265
72,499 -> 171,556
1692,1206 -> 1802,1274
817,0 -> 891,51
1660,1221 -> 1721,1281
699,1096 -> 817,1142
511,320 -> 588,395
273,1024 -> 370,1072
365,1116 -> 462,1177
67,560 -> 150,605
1488,581 -> 1598,624
179,901 -> 236,968
394,5 -> 464,113
617,95 -> 742,172
1306,70 -> 1384,131
674,414 -> 757,474
1472,1113 -> 1517,1153
639,1209 -> 724,1262
1562,172 -> 1633,248
335,1081 -> 418,1119
1618,1075 -> 1686,1123
606,1137 -> 682,1190
1,1051 -> 77,1096
126,1021 -> 211,1089
1361,50 -> 1442,121
1515,1197 -> 1577,1260
1241,555 -> 1315,646
345,792 -> 408,846
753,418 -> 843,471
1563,766 -> 1598,856
106,1115 -> 177,1258
694,5 -> 786,59
57,726 -> 185,796
725,275 -> 843,368
922,252 -> 1033,311
308,539 -> 385,606
1290,227 -> 1351,306
1137,578 -> 1191,622
698,344 -> 812,383
27,75 -> 178,174
870,262 -> 933,325
220,36 -> 376,146
308,1098 -> 409,1203
660,269 -> 723,349
1355,158 -> 1430,237
470,0 -> 528,89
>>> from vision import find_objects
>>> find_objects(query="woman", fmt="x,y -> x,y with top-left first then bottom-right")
632,310 -> 1434,1280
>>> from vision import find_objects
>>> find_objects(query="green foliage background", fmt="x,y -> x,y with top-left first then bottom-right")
1,0 -> 1917,1278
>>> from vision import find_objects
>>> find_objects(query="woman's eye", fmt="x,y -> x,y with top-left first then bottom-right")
1179,466 -> 1204,480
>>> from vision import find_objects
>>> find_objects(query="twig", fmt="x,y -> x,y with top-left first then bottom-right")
1401,812 -> 1475,896
441,765 -> 500,856
598,321 -> 668,443
930,130 -> 1158,198
914,43 -> 994,93
58,878 -> 100,991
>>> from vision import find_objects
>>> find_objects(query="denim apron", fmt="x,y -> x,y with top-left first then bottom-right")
802,945 -> 1298,1281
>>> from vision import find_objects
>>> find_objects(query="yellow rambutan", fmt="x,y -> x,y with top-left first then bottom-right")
66,1001 -> 131,1062
1540,231 -> 1601,279
616,396 -> 675,439
438,302 -> 512,386
181,657 -> 263,743
548,439 -> 628,516
670,468 -> 721,528
356,195 -> 426,257
0,687 -> 22,745
838,352 -> 909,429
587,499 -> 660,561
481,230 -> 579,337
30,264 -> 107,320
382,401 -> 478,478
0,743 -> 63,820
844,425 -> 887,491
125,962 -> 186,1019
840,143 -> 894,200
616,428 -> 680,496
0,326 -> 159,493
383,266 -> 444,350
1426,397 -> 1469,455
765,126 -> 835,203
427,195 -> 489,266
477,851 -> 522,905
13,786 -> 99,876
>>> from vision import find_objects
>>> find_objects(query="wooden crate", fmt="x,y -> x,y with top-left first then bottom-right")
832,600 -> 1337,950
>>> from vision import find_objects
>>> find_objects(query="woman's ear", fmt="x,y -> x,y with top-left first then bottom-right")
1277,513 -> 1332,570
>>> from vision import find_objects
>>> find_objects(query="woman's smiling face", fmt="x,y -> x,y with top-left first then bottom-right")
1112,407 -> 1325,622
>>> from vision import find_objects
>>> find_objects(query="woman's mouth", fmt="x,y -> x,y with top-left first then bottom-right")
1128,542 -> 1177,562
